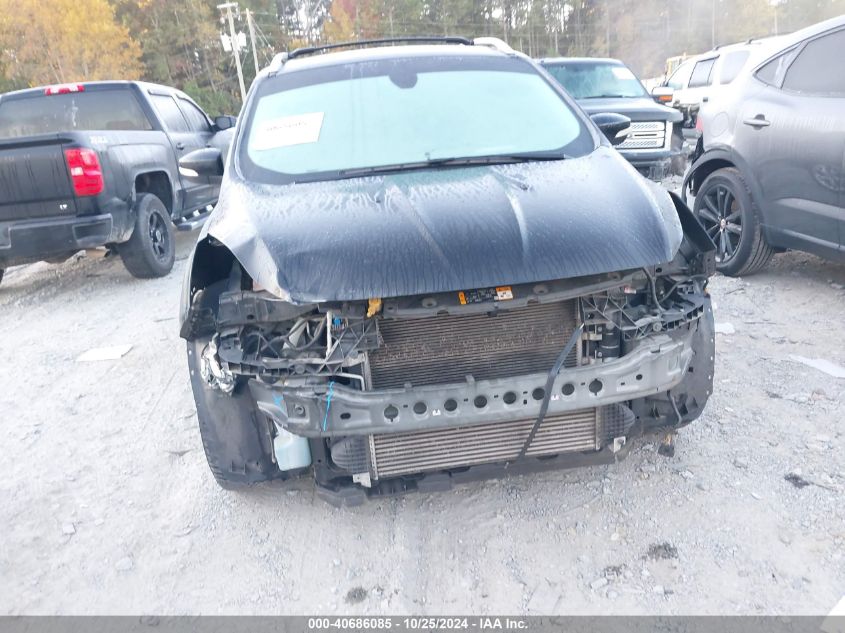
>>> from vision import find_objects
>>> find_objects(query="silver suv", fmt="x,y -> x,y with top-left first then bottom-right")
660,38 -> 784,139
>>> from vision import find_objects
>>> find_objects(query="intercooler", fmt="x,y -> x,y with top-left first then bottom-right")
367,300 -> 580,389
365,405 -> 634,480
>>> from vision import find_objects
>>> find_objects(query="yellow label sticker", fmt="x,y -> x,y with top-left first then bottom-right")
496,286 -> 514,301
458,286 -> 514,304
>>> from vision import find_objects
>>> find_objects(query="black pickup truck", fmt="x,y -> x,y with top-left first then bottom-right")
0,81 -> 233,284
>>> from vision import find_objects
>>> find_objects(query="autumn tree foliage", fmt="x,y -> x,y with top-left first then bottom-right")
0,0 -> 143,87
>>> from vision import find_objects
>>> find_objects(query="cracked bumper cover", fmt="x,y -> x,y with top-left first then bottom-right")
249,331 -> 694,438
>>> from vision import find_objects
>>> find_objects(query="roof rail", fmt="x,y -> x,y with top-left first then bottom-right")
287,36 -> 473,60
473,37 -> 515,53
268,51 -> 289,71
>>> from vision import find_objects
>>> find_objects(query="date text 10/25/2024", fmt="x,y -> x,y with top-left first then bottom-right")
307,618 -> 529,631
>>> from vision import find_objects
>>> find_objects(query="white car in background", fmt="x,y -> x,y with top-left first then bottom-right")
656,37 -> 785,138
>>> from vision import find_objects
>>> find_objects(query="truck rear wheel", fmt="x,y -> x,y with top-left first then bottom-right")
118,193 -> 175,279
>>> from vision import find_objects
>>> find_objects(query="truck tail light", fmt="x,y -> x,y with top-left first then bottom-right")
45,84 -> 85,95
64,148 -> 104,197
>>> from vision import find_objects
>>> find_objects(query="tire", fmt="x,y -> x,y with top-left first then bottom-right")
187,338 -> 281,490
0,269 -> 4,286
693,167 -> 775,276
117,193 -> 175,278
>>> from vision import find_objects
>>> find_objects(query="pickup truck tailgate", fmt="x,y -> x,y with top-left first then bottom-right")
0,136 -> 77,222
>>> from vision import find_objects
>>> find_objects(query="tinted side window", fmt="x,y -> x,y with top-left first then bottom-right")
756,47 -> 798,86
688,58 -> 716,88
177,99 -> 210,133
782,29 -> 845,95
719,51 -> 750,84
150,95 -> 188,133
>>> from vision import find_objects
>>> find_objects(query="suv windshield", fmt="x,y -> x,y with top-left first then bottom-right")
0,89 -> 152,138
543,61 -> 648,99
239,54 -> 593,184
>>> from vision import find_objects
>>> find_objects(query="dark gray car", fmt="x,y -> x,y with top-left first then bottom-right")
683,16 -> 845,275
540,58 -> 684,180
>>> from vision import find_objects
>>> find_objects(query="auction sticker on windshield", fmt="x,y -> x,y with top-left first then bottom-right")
252,112 -> 324,150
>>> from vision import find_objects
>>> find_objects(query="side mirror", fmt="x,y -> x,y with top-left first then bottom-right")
652,86 -> 674,104
179,147 -> 224,179
214,115 -> 237,131
590,112 -> 631,146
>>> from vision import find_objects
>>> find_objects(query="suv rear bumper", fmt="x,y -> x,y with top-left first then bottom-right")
0,213 -> 122,267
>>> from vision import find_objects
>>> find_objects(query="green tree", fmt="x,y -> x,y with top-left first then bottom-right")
0,0 -> 143,86
115,0 -> 245,113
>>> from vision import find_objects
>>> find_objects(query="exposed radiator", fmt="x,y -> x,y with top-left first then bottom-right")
368,300 -> 579,389
369,408 -> 604,480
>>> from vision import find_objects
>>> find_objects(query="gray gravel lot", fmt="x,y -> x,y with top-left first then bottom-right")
1,225 -> 843,615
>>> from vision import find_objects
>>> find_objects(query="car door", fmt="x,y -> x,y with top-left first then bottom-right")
148,92 -> 210,213
684,56 -> 717,108
734,28 -> 845,253
667,57 -> 714,135
665,59 -> 694,103
175,96 -> 219,208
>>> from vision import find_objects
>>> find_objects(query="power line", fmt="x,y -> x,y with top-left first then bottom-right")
217,2 -> 246,102
251,21 -> 281,65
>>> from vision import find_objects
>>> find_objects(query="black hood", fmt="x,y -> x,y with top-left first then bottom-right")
205,147 -> 682,303
576,97 -> 682,123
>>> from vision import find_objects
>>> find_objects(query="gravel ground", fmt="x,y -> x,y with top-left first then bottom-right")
1,220 -> 844,615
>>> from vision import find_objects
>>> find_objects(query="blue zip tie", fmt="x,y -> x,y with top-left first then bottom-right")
321,381 -> 335,432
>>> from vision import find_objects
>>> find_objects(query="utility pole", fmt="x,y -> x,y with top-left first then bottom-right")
246,8 -> 260,74
218,2 -> 246,103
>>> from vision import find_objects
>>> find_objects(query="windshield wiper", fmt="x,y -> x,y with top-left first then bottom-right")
339,153 -> 568,177
582,94 -> 632,99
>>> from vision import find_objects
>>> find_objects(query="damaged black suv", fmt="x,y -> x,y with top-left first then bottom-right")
178,37 -> 717,506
